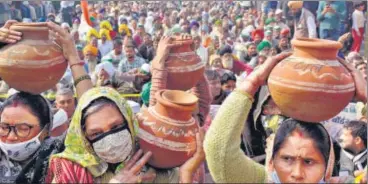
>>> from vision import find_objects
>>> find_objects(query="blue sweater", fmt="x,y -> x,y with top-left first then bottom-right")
317,1 -> 346,30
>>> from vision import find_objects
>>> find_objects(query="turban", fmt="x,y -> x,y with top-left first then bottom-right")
252,29 -> 264,40
95,62 -> 116,80
99,29 -> 112,40
190,21 -> 200,29
83,45 -> 98,56
86,28 -> 100,42
288,1 -> 303,9
257,41 -> 271,52
280,28 -> 290,36
275,9 -> 283,15
100,20 -> 113,31
118,24 -> 131,36
218,45 -> 233,56
274,25 -> 281,31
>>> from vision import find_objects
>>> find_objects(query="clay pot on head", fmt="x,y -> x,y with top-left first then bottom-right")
268,38 -> 355,122
165,36 -> 205,91
137,90 -> 199,169
0,23 -> 67,94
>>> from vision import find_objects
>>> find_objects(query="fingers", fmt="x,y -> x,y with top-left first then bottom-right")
130,151 -> 152,174
337,57 -> 355,72
4,20 -> 18,29
47,22 -> 67,38
140,172 -> 157,182
124,149 -> 143,170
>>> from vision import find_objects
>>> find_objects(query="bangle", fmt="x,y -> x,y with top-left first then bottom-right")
70,61 -> 85,68
74,75 -> 91,87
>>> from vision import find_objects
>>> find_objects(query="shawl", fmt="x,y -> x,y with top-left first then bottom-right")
51,87 -> 137,178
0,94 -> 64,183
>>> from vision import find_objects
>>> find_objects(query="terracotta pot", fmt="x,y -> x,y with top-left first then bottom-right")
0,23 -> 67,94
165,36 -> 205,91
268,38 -> 355,122
137,90 -> 199,168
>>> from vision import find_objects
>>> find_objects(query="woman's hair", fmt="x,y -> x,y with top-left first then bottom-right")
0,92 -> 51,128
221,72 -> 237,85
205,69 -> 220,81
272,119 -> 330,166
81,97 -> 125,130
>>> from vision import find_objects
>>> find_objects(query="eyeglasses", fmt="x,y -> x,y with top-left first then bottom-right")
0,123 -> 39,138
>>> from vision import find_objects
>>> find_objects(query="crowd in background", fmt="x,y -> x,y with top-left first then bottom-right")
0,0 -> 367,183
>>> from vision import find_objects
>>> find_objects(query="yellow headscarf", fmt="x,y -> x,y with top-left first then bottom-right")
100,20 -> 113,31
99,29 -> 111,40
83,44 -> 99,56
118,24 -> 131,36
86,28 -> 100,42
51,87 -> 138,177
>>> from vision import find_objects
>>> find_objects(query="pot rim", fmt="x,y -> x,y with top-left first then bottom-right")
291,38 -> 342,50
155,90 -> 198,111
10,23 -> 48,32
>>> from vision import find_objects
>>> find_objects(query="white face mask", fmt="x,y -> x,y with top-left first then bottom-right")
92,127 -> 133,164
0,131 -> 42,161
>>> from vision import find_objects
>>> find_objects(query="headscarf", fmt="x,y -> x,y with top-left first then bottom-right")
86,28 -> 100,42
118,24 -> 131,36
99,29 -> 112,40
257,41 -> 271,52
100,20 -> 113,31
209,54 -> 221,66
252,29 -> 264,40
52,87 -> 137,177
83,45 -> 98,56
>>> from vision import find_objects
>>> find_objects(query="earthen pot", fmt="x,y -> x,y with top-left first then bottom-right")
137,90 -> 199,168
165,36 -> 205,91
268,38 -> 355,122
0,23 -> 67,94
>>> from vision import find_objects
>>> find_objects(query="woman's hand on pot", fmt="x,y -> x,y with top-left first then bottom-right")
237,52 -> 291,96
47,21 -> 79,62
152,34 -> 192,70
0,20 -> 21,44
338,57 -> 367,103
110,149 -> 156,183
179,128 -> 205,183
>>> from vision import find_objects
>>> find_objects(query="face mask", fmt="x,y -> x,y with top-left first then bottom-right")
271,171 -> 325,184
224,89 -> 232,96
92,126 -> 133,164
0,130 -> 43,161
222,58 -> 233,69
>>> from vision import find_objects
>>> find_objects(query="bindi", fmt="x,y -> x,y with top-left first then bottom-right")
295,129 -> 304,138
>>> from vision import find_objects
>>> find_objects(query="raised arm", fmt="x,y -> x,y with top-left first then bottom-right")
47,22 -> 93,99
204,53 -> 291,183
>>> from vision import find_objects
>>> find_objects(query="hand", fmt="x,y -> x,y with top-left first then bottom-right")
47,22 -> 79,63
0,20 -> 22,44
237,52 -> 292,96
338,57 -> 367,103
152,34 -> 192,70
179,128 -> 205,183
135,72 -> 150,80
110,149 -> 156,183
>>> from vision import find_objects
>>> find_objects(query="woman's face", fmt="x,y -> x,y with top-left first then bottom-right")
271,131 -> 326,183
84,105 -> 126,141
211,58 -> 223,69
0,106 -> 42,143
222,80 -> 236,92
209,79 -> 222,97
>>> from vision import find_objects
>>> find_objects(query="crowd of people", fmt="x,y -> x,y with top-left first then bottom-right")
0,0 -> 367,183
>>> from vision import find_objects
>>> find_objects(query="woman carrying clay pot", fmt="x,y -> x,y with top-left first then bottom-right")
204,52 -> 367,183
0,20 -> 64,183
42,21 -> 204,183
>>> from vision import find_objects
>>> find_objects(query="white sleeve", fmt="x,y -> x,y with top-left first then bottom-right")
306,17 -> 317,38
352,12 -> 360,33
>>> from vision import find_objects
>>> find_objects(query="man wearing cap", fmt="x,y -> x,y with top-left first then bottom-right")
288,1 -> 317,39
274,9 -> 289,30
218,45 -> 253,75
